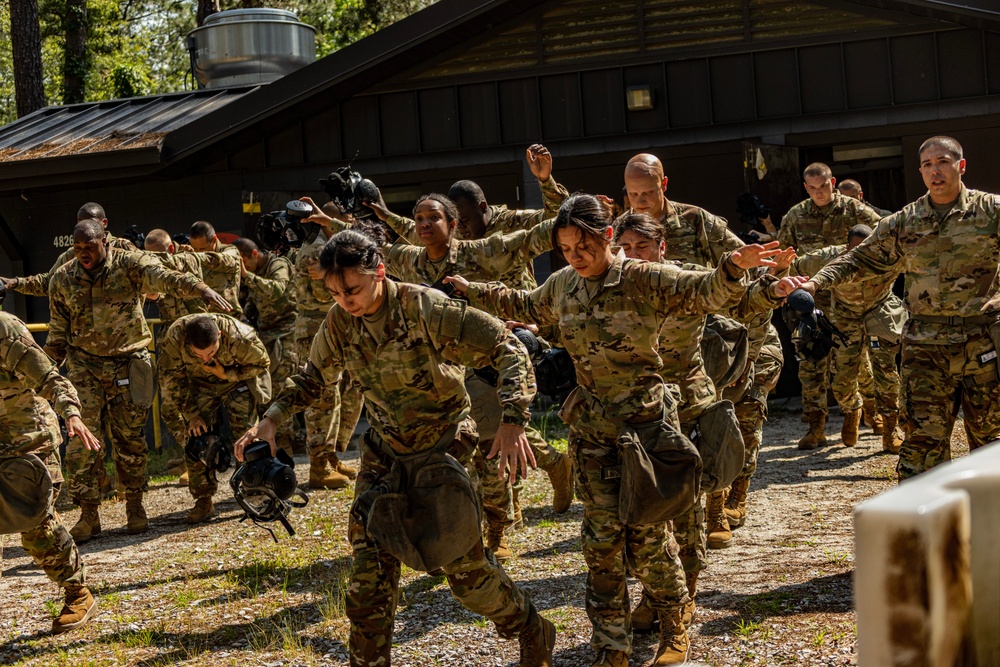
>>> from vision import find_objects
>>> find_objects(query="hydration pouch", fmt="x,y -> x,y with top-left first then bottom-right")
693,400 -> 745,495
0,454 -> 53,534
361,425 -> 483,572
863,294 -> 907,346
617,415 -> 702,526
127,355 -> 156,407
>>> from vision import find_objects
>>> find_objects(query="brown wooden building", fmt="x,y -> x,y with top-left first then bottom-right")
0,0 -> 998,337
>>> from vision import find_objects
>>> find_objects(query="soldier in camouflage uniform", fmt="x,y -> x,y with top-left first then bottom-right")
144,229 -> 243,463
45,219 -> 232,540
232,238 -> 303,454
778,163 -> 883,449
622,153 -> 746,622
788,225 -> 904,452
158,313 -> 270,523
0,311 -> 103,633
292,228 -> 360,489
308,191 -> 573,560
836,179 -> 894,429
234,229 -> 556,667
2,202 -> 137,296
802,136 -> 1000,480
451,194 -> 796,667
614,212 -> 792,630
189,220 -> 241,259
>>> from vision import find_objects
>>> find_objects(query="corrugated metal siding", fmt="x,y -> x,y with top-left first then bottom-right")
413,0 -> 900,80
0,88 -> 253,162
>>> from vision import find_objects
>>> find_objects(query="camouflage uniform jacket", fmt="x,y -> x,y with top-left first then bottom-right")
791,245 -> 899,321
649,200 -> 744,267
15,233 -> 138,297
343,216 -> 556,288
0,312 -> 82,459
158,313 -> 271,423
778,192 -> 882,252
45,247 -> 208,364
243,252 -> 297,335
294,233 -> 335,318
149,250 -> 243,322
265,280 -> 536,455
466,250 -> 748,438
811,186 -> 1000,344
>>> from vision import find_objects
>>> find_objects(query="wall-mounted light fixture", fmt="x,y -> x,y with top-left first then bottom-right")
626,85 -> 654,111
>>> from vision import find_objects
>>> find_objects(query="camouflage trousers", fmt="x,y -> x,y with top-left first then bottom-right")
346,424 -> 535,667
18,509 -> 86,587
262,329 -> 301,451
572,432 -> 688,653
728,340 -> 784,483
296,325 -> 364,460
857,345 -> 877,405
830,316 -> 900,415
897,332 -> 1000,480
185,382 -> 258,499
65,351 -> 151,504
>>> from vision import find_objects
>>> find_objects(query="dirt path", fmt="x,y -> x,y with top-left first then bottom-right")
2,408 -> 958,667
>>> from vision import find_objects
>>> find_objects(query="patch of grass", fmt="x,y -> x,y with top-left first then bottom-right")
739,590 -> 796,617
536,518 -> 557,529
472,616 -> 489,629
734,617 -> 762,639
43,598 -> 60,618
812,629 -> 827,647
823,549 -> 851,566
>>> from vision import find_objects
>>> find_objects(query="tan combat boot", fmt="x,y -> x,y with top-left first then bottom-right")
706,490 -> 732,549
486,521 -> 512,561
651,607 -> 690,665
841,408 -> 862,447
591,649 -> 629,667
882,413 -> 904,454
70,502 -> 101,543
186,496 -> 216,524
518,609 -> 556,667
125,491 -> 148,534
308,457 -> 349,490
862,400 -> 884,434
178,470 -> 189,486
51,585 -> 97,634
333,457 -> 358,481
546,452 -> 574,514
724,477 -> 749,529
797,412 -> 827,450
681,571 -> 698,627
631,592 -> 657,632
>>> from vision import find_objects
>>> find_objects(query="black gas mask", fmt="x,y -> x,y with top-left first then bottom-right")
256,200 -> 319,255
319,167 -> 379,220
185,430 -> 232,483
782,289 -> 848,363
230,440 -> 308,541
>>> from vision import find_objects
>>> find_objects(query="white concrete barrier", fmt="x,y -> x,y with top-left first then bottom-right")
855,441 -> 1000,666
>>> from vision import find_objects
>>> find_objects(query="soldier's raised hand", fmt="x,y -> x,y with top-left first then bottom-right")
442,274 -> 470,297
730,240 -> 782,269
0,277 -> 17,291
361,192 -> 391,223
188,415 -> 209,436
526,144 -> 553,182
773,275 -> 811,298
234,417 -> 278,461
67,415 -> 101,452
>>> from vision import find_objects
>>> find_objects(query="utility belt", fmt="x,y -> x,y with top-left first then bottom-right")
910,314 -> 991,326
351,423 -> 482,572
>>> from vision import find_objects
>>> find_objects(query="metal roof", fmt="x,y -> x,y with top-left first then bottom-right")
0,87 -> 254,162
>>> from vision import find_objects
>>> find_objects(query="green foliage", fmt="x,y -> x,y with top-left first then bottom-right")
0,0 -> 437,127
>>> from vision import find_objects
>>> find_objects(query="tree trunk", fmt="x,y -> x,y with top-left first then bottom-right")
197,0 -> 219,26
62,0 -> 88,104
9,0 -> 46,117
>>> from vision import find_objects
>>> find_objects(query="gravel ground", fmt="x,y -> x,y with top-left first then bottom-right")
0,407 -> 969,667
